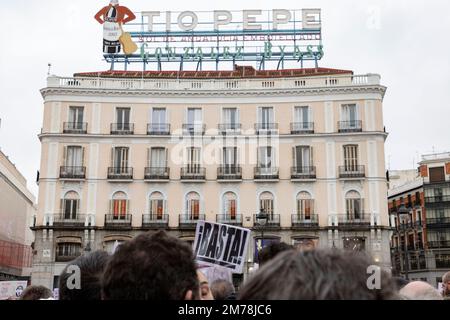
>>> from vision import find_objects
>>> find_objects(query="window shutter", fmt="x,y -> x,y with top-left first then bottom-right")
310,146 -> 314,166
81,147 -> 85,167
165,148 -> 168,168
147,148 -> 151,168
60,199 -> 64,218
63,146 -> 67,167
111,147 -> 115,168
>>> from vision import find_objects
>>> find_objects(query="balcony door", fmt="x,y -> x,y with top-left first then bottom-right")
65,146 -> 83,175
149,148 -> 167,169
294,146 -> 312,171
343,145 -> 359,171
223,108 -> 238,129
259,192 -> 274,220
259,107 -> 274,129
149,192 -> 165,219
111,192 -> 128,220
186,192 -> 200,220
296,192 -> 313,220
152,108 -> 166,132
113,147 -> 129,174
345,191 -> 363,220
294,106 -> 310,128
69,107 -> 84,129
187,108 -> 202,132
187,147 -> 201,174
341,104 -> 358,129
223,192 -> 237,220
62,191 -> 79,220
223,147 -> 238,174
258,146 -> 274,174
116,108 -> 130,130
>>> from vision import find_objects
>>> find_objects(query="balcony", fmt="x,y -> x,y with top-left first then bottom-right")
338,165 -> 365,179
426,217 -> 450,228
63,122 -> 87,134
142,214 -> 169,229
60,166 -> 86,180
334,213 -> 371,228
179,214 -> 206,229
53,214 -> 88,228
180,167 -> 206,181
218,123 -> 242,135
182,124 -> 206,135
110,123 -> 134,135
338,120 -> 363,133
428,240 -> 450,249
104,214 -> 132,229
253,214 -> 280,228
425,195 -> 450,206
291,214 -> 319,229
254,167 -> 279,180
147,123 -> 170,135
290,122 -> 314,134
217,166 -> 242,181
107,167 -> 133,180
255,123 -> 278,135
144,167 -> 170,181
216,214 -> 243,226
291,166 -> 316,180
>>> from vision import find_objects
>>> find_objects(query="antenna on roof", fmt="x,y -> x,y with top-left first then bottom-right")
47,63 -> 52,76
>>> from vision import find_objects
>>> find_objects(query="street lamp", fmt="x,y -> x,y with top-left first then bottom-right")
255,209 -> 269,263
397,205 -> 413,280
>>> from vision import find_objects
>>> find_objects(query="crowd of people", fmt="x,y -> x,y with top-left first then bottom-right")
12,231 -> 450,300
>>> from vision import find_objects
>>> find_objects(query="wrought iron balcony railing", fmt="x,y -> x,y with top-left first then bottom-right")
217,166 -> 242,180
142,214 -> 169,228
179,214 -> 206,229
334,213 -> 371,227
291,214 -> 319,228
144,167 -> 170,180
104,214 -> 132,229
107,167 -> 133,180
53,214 -> 88,228
290,122 -> 314,134
291,166 -> 316,179
253,214 -> 280,227
427,240 -> 450,248
63,122 -> 87,134
60,166 -> 86,179
180,167 -> 206,180
218,123 -> 242,134
338,165 -> 365,178
254,167 -> 279,180
110,123 -> 134,135
216,214 -> 243,226
255,123 -> 278,134
338,120 -> 363,133
147,123 -> 171,135
182,124 -> 206,135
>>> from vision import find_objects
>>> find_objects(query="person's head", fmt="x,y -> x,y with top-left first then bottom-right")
110,0 -> 119,6
197,270 -> 214,300
102,231 -> 199,300
211,279 -> 236,300
392,276 -> 409,291
257,242 -> 293,266
59,250 -> 110,300
399,281 -> 443,300
20,285 -> 54,300
239,249 -> 398,300
442,271 -> 450,296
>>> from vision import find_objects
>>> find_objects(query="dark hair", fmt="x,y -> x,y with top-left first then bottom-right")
102,231 -> 199,300
258,242 -> 293,266
20,285 -> 53,300
58,250 -> 110,300
240,249 -> 399,300
211,279 -> 235,300
392,276 -> 409,291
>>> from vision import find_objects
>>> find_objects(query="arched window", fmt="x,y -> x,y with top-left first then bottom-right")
111,191 -> 128,220
186,192 -> 200,219
296,192 -> 314,220
149,192 -> 165,219
223,192 -> 237,219
62,191 -> 80,220
345,190 -> 363,220
259,192 -> 274,217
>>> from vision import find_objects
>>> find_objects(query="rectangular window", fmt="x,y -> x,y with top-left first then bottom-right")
112,200 -> 127,219
341,104 -> 357,122
258,147 -> 273,169
259,107 -> 274,128
63,199 -> 79,219
429,167 -> 445,183
187,200 -> 200,219
223,108 -> 238,127
223,147 -> 238,168
150,148 -> 166,168
297,199 -> 314,219
187,147 -> 201,173
187,108 -> 202,124
294,146 -> 312,168
260,199 -> 274,216
346,198 -> 362,219
68,107 -> 84,128
57,243 -> 81,260
225,199 -> 237,219
113,147 -> 129,171
294,106 -> 310,125
343,145 -> 359,171
152,108 -> 166,125
65,146 -> 83,167
116,108 -> 131,130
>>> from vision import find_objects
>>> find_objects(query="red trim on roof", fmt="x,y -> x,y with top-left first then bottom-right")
74,65 -> 353,79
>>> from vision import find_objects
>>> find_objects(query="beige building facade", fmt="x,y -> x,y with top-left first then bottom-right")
32,66 -> 391,288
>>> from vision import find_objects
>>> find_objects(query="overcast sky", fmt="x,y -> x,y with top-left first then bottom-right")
0,0 -> 449,197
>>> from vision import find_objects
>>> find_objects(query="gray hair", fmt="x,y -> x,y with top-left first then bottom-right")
399,281 -> 443,300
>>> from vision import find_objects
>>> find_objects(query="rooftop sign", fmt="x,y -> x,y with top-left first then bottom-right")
95,1 -> 323,71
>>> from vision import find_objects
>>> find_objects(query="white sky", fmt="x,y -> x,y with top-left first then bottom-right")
0,0 -> 449,197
